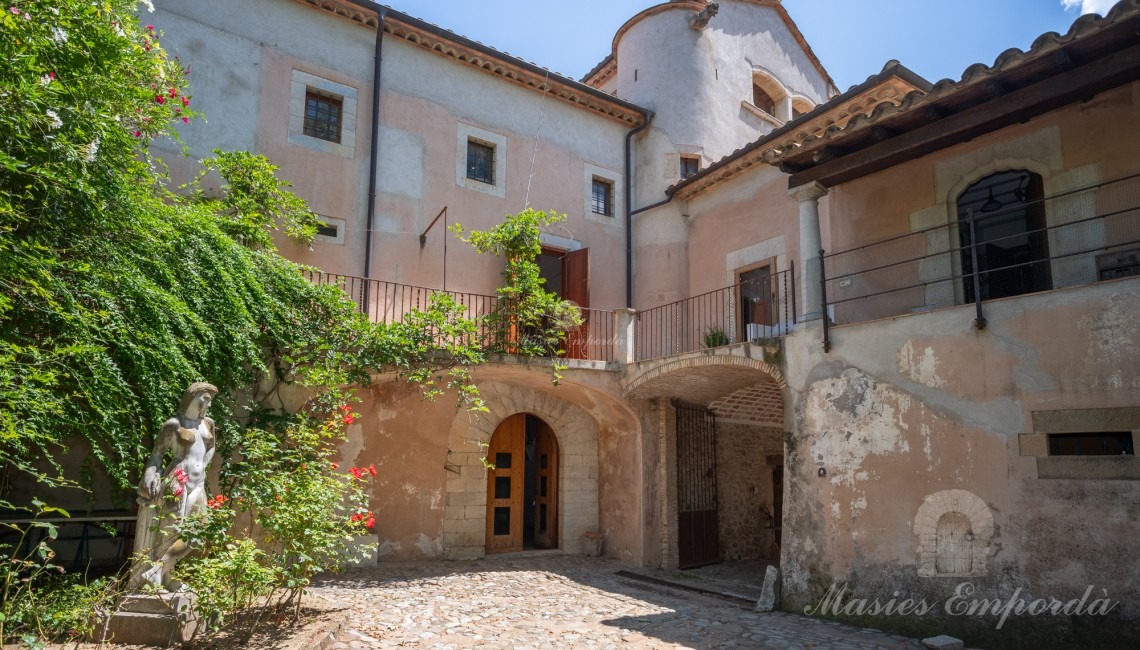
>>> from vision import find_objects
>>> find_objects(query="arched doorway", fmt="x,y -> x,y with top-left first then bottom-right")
957,170 -> 1051,302
485,413 -> 559,554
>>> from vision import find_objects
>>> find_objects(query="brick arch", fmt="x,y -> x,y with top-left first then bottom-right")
624,353 -> 786,401
913,489 -> 994,578
441,382 -> 600,560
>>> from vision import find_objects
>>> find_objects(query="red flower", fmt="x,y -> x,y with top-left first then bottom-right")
331,462 -> 339,470
168,87 -> 177,97
146,25 -> 154,31
181,96 -> 189,107
182,117 -> 189,124
343,413 -> 356,425
172,486 -> 184,497
340,405 -> 351,412
133,130 -> 141,137
365,515 -> 376,529
154,95 -> 165,104
350,467 -> 364,480
48,71 -> 55,80
368,464 -> 377,477
350,513 -> 362,523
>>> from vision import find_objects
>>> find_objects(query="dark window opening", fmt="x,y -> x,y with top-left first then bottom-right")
303,89 -> 343,143
494,452 -> 512,469
591,178 -> 614,216
752,84 -> 776,115
958,170 -> 1051,302
680,156 -> 701,180
494,476 -> 512,499
740,265 -> 774,340
1049,432 -> 1134,456
316,222 -> 338,238
466,139 -> 495,185
493,507 -> 511,536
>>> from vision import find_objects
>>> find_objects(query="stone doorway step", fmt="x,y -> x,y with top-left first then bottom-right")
615,559 -> 775,605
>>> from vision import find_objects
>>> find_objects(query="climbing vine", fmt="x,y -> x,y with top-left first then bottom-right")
0,0 -> 484,643
451,208 -> 583,370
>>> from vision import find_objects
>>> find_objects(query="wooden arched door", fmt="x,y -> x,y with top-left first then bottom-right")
485,414 -> 559,554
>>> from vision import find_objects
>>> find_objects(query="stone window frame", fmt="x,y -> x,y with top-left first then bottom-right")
913,489 -> 994,578
314,216 -> 345,246
288,70 -> 357,159
455,123 -> 507,198
1022,407 -> 1140,480
582,163 -> 623,225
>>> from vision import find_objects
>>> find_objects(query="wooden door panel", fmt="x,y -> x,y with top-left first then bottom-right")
533,421 -> 559,548
486,414 -> 525,553
563,249 -> 589,360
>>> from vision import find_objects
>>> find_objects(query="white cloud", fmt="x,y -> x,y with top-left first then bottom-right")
1061,0 -> 1118,15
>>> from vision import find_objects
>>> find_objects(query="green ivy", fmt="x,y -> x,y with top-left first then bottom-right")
451,209 -> 583,371
0,0 -> 485,643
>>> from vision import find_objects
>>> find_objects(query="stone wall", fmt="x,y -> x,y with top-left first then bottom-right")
715,424 -> 783,561
781,279 -> 1140,648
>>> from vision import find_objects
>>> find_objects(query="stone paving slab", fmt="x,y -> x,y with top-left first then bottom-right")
309,555 -> 924,649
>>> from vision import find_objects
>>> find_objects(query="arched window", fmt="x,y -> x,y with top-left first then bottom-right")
752,84 -> 776,116
750,71 -> 787,120
791,97 -> 814,120
957,170 -> 1051,302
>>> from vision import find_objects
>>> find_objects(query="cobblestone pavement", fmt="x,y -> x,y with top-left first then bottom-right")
308,555 -> 924,649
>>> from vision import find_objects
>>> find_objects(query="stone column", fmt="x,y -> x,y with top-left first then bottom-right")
789,181 -> 829,322
615,308 -> 638,365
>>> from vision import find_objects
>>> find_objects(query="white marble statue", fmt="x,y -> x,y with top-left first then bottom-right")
129,382 -> 217,591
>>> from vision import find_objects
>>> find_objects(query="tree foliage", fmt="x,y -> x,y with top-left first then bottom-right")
451,208 -> 582,363
0,0 -> 484,642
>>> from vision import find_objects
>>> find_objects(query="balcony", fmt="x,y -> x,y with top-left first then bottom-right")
634,268 -> 797,362
300,272 -> 618,363
820,173 -> 1140,342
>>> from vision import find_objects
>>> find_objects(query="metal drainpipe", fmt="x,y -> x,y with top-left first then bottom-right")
345,1 -> 386,312
625,110 -> 654,308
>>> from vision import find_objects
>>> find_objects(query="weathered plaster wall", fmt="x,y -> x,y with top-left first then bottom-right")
153,0 -> 632,307
344,361 -> 644,563
617,0 -> 832,201
781,278 -> 1140,647
822,82 -> 1140,324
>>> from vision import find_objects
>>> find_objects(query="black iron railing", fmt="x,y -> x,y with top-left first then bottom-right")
819,173 -> 1140,348
634,267 -> 796,362
301,271 -> 617,363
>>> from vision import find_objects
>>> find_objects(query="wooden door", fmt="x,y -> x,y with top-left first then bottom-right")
533,421 -> 559,548
562,248 -> 590,359
486,414 -> 525,553
676,403 -> 720,568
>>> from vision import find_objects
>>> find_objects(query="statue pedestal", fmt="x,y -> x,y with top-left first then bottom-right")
105,592 -> 201,646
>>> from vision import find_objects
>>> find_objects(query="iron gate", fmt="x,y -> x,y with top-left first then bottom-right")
675,402 -> 719,568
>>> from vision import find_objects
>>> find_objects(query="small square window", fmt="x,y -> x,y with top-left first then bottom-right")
304,89 -> 343,143
680,156 -> 701,180
467,139 -> 495,185
591,177 -> 614,217
316,222 -> 338,239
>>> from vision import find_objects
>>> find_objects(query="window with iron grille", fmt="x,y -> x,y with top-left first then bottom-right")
591,177 -> 614,216
467,139 -> 495,185
303,89 -> 343,143
680,156 -> 701,180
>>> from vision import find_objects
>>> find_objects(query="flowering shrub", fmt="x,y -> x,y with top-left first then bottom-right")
0,0 -> 485,644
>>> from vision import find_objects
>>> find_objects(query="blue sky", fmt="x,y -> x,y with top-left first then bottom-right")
392,0 -> 1115,90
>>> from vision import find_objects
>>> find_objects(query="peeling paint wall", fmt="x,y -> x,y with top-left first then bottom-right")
781,279 -> 1140,646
